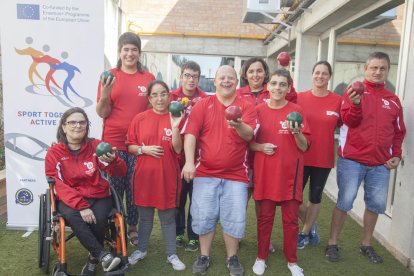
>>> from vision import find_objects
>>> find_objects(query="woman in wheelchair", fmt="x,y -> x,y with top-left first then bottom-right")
45,107 -> 127,275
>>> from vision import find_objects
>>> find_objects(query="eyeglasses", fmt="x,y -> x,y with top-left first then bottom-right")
65,120 -> 88,128
150,93 -> 169,99
183,73 -> 199,80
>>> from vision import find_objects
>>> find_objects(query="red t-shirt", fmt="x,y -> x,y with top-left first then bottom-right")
297,90 -> 342,168
184,95 -> 257,183
126,109 -> 181,210
253,102 -> 311,202
97,68 -> 156,150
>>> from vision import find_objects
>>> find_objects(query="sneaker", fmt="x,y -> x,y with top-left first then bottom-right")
297,232 -> 309,249
81,257 -> 99,276
309,224 -> 320,245
360,246 -> 383,264
167,254 -> 186,270
128,249 -> 147,265
227,255 -> 244,276
287,263 -> 304,276
100,253 -> 121,272
176,234 -> 186,248
325,244 -> 340,262
268,243 -> 275,253
185,239 -> 199,252
252,258 -> 266,275
192,255 -> 210,274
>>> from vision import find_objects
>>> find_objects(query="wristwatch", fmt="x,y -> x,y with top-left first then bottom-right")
137,146 -> 143,155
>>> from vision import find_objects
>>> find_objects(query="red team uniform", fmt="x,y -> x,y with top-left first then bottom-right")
297,90 -> 342,168
184,95 -> 257,183
45,139 -> 127,210
338,79 -> 405,165
253,102 -> 311,262
126,109 -> 182,210
97,68 -> 155,150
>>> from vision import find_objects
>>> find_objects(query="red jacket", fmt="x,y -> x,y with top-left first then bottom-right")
236,80 -> 297,105
45,139 -> 127,210
338,79 -> 406,166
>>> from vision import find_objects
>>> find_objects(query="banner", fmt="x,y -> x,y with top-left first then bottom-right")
0,0 -> 104,229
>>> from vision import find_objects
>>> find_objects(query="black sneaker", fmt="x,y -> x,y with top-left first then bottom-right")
325,245 -> 340,262
227,255 -> 244,276
360,246 -> 383,264
81,257 -> 99,276
185,239 -> 199,252
100,252 -> 121,272
192,255 -> 210,274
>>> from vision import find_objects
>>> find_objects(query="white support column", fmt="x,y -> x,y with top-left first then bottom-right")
317,38 -> 323,61
389,0 -> 414,270
327,28 -> 336,90
294,32 -> 319,92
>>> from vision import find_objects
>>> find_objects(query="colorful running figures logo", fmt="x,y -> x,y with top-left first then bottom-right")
16,4 -> 40,20
15,36 -> 93,108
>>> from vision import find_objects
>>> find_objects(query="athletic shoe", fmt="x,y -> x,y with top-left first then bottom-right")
167,254 -> 186,270
325,244 -> 340,262
360,246 -> 383,264
309,223 -> 320,245
185,239 -> 199,252
297,232 -> 309,249
227,255 -> 244,276
81,257 -> 99,276
128,249 -> 147,265
287,263 -> 304,276
100,253 -> 121,272
176,234 -> 186,248
192,255 -> 210,274
252,258 -> 266,275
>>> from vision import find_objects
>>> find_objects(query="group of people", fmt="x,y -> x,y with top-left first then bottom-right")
45,31 -> 406,276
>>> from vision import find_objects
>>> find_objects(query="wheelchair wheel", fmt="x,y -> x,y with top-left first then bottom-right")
39,189 -> 52,273
38,193 -> 46,268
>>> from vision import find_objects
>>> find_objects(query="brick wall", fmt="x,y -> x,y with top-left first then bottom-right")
122,0 -> 268,37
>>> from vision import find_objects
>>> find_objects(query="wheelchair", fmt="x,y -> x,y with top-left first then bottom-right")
38,177 -> 131,275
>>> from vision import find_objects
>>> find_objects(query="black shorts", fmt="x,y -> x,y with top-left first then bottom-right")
302,166 -> 332,204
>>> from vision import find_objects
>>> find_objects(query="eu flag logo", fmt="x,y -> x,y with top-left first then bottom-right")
17,4 -> 40,20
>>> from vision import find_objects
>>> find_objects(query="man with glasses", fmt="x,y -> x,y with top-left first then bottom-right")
171,61 -> 208,253
182,65 -> 256,275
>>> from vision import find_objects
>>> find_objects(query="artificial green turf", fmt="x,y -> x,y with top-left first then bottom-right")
0,189 -> 412,276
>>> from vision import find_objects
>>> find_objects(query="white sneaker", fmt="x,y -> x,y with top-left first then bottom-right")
167,254 -> 186,271
287,263 -> 304,276
252,258 -> 267,275
128,250 -> 147,265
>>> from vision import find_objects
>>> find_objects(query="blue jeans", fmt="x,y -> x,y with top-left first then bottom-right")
191,177 -> 248,239
175,178 -> 198,240
336,157 -> 390,214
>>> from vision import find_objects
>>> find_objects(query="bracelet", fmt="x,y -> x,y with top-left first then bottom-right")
292,130 -> 300,135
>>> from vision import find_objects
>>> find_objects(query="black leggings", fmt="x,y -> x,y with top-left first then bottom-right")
57,197 -> 112,258
302,166 -> 331,204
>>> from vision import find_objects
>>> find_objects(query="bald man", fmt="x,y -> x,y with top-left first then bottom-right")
182,66 -> 257,275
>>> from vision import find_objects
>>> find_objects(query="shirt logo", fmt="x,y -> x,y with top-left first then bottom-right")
137,86 -> 147,96
278,120 -> 290,134
382,99 -> 391,110
326,111 -> 339,117
84,161 -> 95,176
162,128 -> 172,141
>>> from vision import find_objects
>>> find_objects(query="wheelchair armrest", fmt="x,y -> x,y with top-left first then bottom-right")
46,176 -> 55,185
